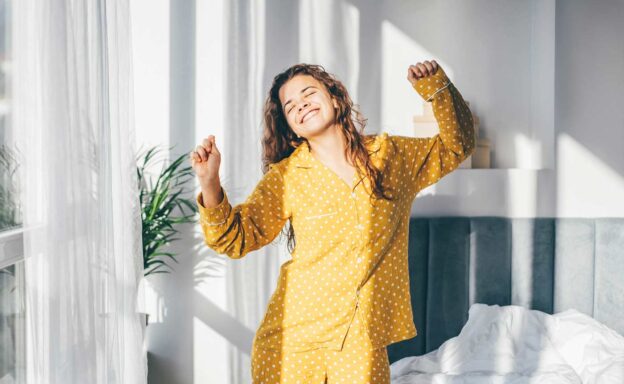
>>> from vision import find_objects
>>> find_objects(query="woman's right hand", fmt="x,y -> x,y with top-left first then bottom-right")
190,135 -> 221,188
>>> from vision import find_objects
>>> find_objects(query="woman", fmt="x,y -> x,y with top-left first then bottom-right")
190,60 -> 475,383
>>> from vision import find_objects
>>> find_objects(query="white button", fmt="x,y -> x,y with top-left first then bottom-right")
356,257 -> 362,263
351,191 -> 356,198
356,224 -> 364,230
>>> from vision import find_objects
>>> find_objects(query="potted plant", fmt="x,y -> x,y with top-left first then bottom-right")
0,144 -> 22,231
135,144 -> 197,328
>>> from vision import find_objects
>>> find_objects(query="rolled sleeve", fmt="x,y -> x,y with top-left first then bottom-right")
197,187 -> 231,226
412,66 -> 453,102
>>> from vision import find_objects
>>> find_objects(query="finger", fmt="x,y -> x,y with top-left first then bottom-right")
210,136 -> 220,156
189,152 -> 199,167
203,143 -> 213,157
207,136 -> 214,151
416,63 -> 429,77
207,134 -> 215,147
431,60 -> 439,71
196,145 -> 208,161
202,138 -> 212,153
411,64 -> 423,78
409,65 -> 420,81
407,66 -> 418,83
423,61 -> 434,75
191,151 -> 201,164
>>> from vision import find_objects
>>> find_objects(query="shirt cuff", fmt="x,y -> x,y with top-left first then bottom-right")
412,66 -> 453,102
197,187 -> 231,226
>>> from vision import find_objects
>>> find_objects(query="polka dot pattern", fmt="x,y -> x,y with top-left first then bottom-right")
197,65 -> 476,364
251,306 -> 390,383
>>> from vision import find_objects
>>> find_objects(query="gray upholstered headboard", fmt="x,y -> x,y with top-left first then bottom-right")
387,217 -> 624,365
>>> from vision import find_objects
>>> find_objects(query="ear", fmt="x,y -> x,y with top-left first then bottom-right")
332,98 -> 339,109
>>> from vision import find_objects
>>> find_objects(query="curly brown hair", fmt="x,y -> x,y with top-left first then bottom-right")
261,63 -> 396,253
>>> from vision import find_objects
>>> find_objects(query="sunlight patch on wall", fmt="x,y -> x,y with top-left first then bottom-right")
193,271 -> 229,383
194,316 -> 228,383
506,170 -> 539,217
381,20 -> 453,137
514,132 -> 545,170
557,133 -> 624,217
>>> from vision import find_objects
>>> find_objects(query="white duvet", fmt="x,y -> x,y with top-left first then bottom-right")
390,303 -> 624,384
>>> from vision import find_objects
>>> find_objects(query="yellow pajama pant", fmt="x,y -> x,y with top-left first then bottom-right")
251,308 -> 391,384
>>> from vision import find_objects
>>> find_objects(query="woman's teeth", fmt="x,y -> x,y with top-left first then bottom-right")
302,109 -> 318,123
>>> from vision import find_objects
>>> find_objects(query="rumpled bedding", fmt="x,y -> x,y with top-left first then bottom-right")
390,303 -> 624,384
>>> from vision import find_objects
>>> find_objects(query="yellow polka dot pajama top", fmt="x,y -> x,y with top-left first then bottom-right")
197,66 -> 476,354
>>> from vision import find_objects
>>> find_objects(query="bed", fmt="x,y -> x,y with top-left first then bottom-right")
387,217 -> 624,383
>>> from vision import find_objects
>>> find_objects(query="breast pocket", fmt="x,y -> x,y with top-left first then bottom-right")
297,207 -> 341,238
303,211 -> 338,220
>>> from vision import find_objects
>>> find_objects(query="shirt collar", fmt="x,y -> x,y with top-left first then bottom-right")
290,140 -> 314,168
290,132 -> 387,169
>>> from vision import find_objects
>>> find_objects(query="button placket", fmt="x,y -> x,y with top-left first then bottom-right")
351,187 -> 360,227
350,188 -> 366,276
350,187 -> 363,259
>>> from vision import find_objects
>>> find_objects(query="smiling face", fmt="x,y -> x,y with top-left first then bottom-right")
278,74 -> 340,139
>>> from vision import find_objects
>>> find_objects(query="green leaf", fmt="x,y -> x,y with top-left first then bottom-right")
137,143 -> 200,276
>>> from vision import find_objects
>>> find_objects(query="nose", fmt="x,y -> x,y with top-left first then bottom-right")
298,100 -> 310,113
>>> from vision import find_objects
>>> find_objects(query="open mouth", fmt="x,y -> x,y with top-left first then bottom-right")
300,108 -> 319,123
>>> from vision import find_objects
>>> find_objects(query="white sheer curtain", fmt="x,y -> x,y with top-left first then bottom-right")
221,2 -> 278,383
12,0 -> 147,383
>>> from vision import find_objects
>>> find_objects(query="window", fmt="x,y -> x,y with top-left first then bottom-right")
0,0 -> 20,234
1,0 -> 26,382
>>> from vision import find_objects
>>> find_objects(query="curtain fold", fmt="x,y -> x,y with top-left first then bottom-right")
12,0 -> 147,382
222,1 -> 272,383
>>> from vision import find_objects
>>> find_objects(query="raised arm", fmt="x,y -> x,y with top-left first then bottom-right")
196,163 -> 290,259
390,63 -> 476,199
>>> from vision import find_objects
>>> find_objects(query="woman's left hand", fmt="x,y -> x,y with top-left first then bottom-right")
407,60 -> 439,87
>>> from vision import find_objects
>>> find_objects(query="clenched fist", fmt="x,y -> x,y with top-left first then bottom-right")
407,60 -> 439,87
190,135 -> 221,189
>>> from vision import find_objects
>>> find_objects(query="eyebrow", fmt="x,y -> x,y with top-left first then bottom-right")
283,86 -> 318,111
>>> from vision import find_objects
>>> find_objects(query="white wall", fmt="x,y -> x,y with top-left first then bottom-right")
131,0 -> 624,383
389,0 -> 624,218
553,0 -> 624,217
375,0 -> 555,170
